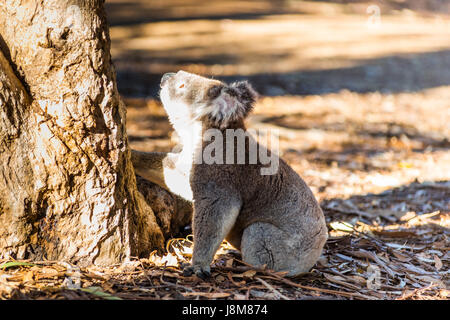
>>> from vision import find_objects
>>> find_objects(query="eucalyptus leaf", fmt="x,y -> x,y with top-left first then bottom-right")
0,261 -> 35,270
329,221 -> 354,233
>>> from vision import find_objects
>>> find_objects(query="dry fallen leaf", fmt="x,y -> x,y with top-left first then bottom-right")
323,273 -> 360,290
242,270 -> 257,278
149,252 -> 179,267
232,270 -> 257,278
41,267 -> 59,275
215,275 -> 226,283
372,230 -> 417,238
391,250 -> 410,262
23,271 -> 34,283
183,292 -> 231,298
330,221 -> 354,233
439,289 -> 449,298
433,255 -> 443,271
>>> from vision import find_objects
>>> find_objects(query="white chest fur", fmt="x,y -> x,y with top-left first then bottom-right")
162,121 -> 203,201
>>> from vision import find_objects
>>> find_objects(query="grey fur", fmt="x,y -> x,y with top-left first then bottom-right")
131,71 -> 328,278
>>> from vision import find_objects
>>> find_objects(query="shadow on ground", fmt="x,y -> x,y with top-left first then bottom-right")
115,49 -> 450,97
321,180 -> 450,223
106,0 -> 296,26
266,111 -> 449,171
106,0 -> 450,27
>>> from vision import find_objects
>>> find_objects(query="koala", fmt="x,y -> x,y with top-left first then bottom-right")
131,70 -> 328,278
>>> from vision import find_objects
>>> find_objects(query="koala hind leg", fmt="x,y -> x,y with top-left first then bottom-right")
241,222 -> 324,277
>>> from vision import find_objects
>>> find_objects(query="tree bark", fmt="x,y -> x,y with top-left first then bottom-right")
0,0 -> 188,265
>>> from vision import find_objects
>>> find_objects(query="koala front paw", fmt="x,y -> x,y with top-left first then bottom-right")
182,264 -> 211,279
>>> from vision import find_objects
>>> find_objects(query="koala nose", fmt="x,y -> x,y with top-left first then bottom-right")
161,72 -> 176,87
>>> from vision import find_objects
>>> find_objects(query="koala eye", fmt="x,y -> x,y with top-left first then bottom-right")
179,84 -> 185,88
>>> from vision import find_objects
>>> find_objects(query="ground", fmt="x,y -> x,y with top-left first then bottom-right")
0,0 -> 448,300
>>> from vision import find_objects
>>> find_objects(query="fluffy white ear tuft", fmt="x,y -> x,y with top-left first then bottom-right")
207,81 -> 257,128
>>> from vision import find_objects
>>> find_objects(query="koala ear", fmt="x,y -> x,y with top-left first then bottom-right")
199,80 -> 258,128
218,81 -> 257,121
229,81 -> 258,114
207,84 -> 223,99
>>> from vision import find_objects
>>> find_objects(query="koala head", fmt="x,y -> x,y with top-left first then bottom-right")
159,70 -> 257,130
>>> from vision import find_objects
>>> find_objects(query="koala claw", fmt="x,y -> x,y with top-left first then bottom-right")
183,264 -> 211,279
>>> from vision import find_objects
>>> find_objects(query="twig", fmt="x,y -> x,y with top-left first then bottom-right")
260,274 -> 374,300
230,259 -> 374,300
397,283 -> 438,300
255,277 -> 290,300
405,211 -> 441,224
159,262 -> 193,293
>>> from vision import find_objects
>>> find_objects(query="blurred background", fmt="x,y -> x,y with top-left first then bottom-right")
105,0 -> 450,204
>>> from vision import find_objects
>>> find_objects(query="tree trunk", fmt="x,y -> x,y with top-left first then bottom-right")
0,0 -> 188,265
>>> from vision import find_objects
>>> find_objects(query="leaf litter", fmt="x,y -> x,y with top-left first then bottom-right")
0,198 -> 448,300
